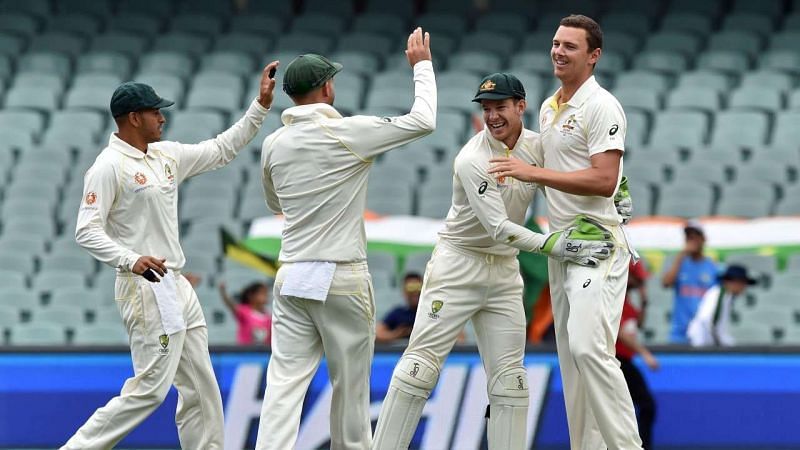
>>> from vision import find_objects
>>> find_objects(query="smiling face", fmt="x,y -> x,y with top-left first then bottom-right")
481,98 -> 526,147
551,25 -> 601,84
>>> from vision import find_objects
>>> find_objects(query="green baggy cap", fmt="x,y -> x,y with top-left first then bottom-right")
110,82 -> 174,117
472,73 -> 526,102
283,53 -> 343,96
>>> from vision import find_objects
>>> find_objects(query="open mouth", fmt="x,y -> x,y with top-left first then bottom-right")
489,122 -> 507,133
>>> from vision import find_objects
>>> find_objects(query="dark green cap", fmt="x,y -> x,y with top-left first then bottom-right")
110,82 -> 174,117
283,54 -> 343,96
472,73 -> 526,102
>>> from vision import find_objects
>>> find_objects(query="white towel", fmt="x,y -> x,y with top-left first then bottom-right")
149,271 -> 186,335
280,262 -> 337,302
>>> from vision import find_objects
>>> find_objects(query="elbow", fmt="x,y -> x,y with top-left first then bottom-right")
75,226 -> 90,249
422,116 -> 436,133
599,178 -> 617,198
410,110 -> 436,134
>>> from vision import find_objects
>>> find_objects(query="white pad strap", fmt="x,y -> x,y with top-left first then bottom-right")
373,354 -> 440,450
487,367 -> 529,450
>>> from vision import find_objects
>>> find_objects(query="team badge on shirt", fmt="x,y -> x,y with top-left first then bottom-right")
164,164 -> 175,182
134,172 -> 147,185
158,334 -> 170,354
428,300 -> 444,319
85,191 -> 97,205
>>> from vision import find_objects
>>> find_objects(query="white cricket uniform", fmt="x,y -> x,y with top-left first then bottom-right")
63,99 -> 270,450
255,60 -> 436,450
686,285 -> 735,346
538,76 -> 641,450
373,128 -> 545,450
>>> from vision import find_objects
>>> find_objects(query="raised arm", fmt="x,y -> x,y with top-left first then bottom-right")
331,28 -> 436,160
168,61 -> 279,181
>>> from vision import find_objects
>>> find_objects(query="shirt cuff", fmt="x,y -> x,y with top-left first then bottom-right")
250,98 -> 271,115
413,60 -> 433,72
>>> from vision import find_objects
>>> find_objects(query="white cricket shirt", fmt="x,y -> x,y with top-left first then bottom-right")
76,99 -> 270,271
262,60 -> 437,263
438,128 -> 544,256
538,75 -> 626,231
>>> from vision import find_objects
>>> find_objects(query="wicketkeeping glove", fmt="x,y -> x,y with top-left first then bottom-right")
537,216 -> 615,267
614,176 -> 632,225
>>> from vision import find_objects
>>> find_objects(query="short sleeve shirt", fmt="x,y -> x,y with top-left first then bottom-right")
539,76 -> 627,230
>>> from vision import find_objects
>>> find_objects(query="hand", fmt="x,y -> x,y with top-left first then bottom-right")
488,156 -> 539,182
218,282 -> 227,296
257,60 -> 280,109
132,256 -> 167,282
405,27 -> 431,67
538,216 -> 615,267
614,176 -> 632,225
642,351 -> 660,371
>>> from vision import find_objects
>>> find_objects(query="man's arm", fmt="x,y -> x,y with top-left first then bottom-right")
331,28 -> 436,160
488,150 -> 622,197
169,61 -> 278,181
618,328 -> 659,370
375,322 -> 411,343
457,155 -> 614,267
491,99 -> 626,197
75,162 -> 167,277
662,252 -> 686,288
457,155 -> 550,253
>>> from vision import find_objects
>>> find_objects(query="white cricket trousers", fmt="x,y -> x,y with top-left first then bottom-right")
61,272 -> 224,450
372,240 -> 528,450
549,228 -> 642,450
405,241 -> 526,380
256,262 -> 375,450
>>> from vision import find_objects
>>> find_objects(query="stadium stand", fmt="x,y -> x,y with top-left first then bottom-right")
0,0 -> 798,347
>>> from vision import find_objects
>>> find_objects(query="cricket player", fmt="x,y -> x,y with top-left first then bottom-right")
63,62 -> 279,450
372,73 -> 616,450
489,14 -> 643,449
255,28 -> 435,450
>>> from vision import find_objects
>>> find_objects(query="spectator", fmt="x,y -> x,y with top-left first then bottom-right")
617,259 -> 658,449
219,281 -> 272,345
687,264 -> 757,347
662,220 -> 718,343
375,273 -> 422,343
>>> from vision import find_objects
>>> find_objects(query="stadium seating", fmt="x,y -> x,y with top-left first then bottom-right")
0,0 -> 798,346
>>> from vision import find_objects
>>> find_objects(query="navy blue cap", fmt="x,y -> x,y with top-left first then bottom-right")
720,264 -> 757,285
